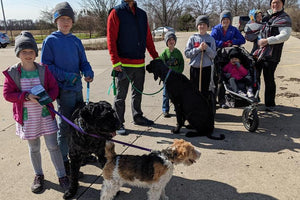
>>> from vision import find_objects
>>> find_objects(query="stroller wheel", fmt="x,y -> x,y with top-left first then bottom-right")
242,106 -> 259,132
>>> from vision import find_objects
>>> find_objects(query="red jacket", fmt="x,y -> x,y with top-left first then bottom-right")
223,62 -> 248,80
2,63 -> 59,125
107,8 -> 158,67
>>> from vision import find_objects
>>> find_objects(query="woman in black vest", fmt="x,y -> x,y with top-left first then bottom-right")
255,0 -> 292,112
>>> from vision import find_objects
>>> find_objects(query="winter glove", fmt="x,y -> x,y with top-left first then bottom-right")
225,73 -> 231,79
65,73 -> 80,86
222,40 -> 232,47
235,62 -> 241,68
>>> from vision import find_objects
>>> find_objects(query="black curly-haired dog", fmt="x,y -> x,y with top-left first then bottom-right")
63,101 -> 121,199
146,60 -> 224,140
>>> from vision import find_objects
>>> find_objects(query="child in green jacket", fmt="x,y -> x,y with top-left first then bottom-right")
160,32 -> 184,118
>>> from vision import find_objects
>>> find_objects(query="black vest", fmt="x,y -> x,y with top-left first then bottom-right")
114,1 -> 148,60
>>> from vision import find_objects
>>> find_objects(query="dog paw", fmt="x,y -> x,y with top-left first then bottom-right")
171,126 -> 181,134
185,131 -> 199,137
63,185 -> 78,199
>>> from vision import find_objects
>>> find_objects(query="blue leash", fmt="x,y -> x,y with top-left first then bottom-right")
86,82 -> 90,104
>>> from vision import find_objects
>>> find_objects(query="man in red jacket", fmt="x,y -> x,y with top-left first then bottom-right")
107,0 -> 159,135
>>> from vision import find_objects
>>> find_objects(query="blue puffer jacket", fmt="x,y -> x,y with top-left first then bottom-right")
211,24 -> 245,48
41,31 -> 94,91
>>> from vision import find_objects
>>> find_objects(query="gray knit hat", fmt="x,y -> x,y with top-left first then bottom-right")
164,31 -> 177,46
53,2 -> 75,23
220,10 -> 232,22
14,31 -> 38,57
196,15 -> 209,27
270,0 -> 285,5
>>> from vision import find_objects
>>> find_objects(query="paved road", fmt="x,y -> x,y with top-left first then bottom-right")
0,32 -> 299,200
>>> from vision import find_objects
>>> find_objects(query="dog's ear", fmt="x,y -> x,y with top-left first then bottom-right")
79,105 -> 94,123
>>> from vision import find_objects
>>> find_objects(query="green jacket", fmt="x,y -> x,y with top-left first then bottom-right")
159,48 -> 184,73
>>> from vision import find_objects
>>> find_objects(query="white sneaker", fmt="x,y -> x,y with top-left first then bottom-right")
247,90 -> 254,97
238,90 -> 247,97
116,124 -> 127,135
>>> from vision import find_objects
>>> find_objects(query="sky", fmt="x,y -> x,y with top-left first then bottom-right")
1,0 -> 300,21
0,0 -> 81,21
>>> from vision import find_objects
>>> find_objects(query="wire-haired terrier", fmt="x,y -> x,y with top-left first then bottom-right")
100,139 -> 201,200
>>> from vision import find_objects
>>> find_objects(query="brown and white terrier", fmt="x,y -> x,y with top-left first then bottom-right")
100,139 -> 201,200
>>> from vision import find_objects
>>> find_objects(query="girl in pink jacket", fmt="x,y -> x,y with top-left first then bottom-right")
223,48 -> 254,97
2,31 -> 69,194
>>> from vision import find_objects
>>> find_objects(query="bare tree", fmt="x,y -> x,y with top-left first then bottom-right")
189,0 -> 215,16
80,0 -> 118,36
140,0 -> 185,28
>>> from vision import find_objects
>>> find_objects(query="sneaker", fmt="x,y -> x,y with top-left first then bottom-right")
247,89 -> 254,97
59,176 -> 70,191
265,106 -> 275,112
221,104 -> 229,109
238,90 -> 247,97
116,124 -> 127,135
134,116 -> 154,126
31,175 -> 44,193
163,112 -> 171,118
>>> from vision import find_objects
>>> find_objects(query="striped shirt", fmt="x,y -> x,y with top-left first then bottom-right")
16,69 -> 58,140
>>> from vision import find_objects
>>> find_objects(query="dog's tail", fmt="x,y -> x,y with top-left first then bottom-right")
105,141 -> 116,160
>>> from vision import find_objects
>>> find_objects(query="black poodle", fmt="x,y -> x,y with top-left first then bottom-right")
146,59 -> 224,140
63,101 -> 121,199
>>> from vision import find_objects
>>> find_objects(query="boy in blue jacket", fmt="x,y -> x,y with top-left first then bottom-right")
41,2 -> 94,174
211,10 -> 245,48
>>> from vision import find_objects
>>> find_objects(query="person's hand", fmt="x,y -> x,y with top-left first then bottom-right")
235,62 -> 241,68
65,73 -> 80,85
84,76 -> 93,82
258,38 -> 268,47
114,65 -> 122,72
222,40 -> 232,47
26,93 -> 40,104
199,42 -> 207,51
225,73 -> 231,79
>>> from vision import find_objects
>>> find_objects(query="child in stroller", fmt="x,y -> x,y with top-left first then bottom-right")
214,46 -> 260,132
223,47 -> 254,98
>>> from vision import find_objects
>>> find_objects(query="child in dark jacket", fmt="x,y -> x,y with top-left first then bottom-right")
2,31 -> 69,194
223,48 -> 254,97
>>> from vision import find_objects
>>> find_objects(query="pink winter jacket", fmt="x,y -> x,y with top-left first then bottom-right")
2,63 -> 59,126
223,62 -> 248,80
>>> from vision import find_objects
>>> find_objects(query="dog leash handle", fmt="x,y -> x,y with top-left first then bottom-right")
86,82 -> 90,104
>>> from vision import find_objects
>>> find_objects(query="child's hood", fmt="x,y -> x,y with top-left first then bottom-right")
52,31 -> 73,38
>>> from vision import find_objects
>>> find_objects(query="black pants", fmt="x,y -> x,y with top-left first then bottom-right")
256,60 -> 278,107
114,67 -> 145,123
190,66 -> 211,99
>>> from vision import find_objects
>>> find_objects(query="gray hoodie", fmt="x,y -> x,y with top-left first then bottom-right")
185,33 -> 216,68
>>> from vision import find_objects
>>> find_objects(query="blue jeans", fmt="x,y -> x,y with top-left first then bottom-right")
56,89 -> 83,162
162,86 -> 169,113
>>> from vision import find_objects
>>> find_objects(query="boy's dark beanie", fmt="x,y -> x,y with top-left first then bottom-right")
196,15 -> 209,27
270,0 -> 285,5
14,31 -> 38,57
53,2 -> 75,23
220,10 -> 232,22
164,31 -> 177,46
